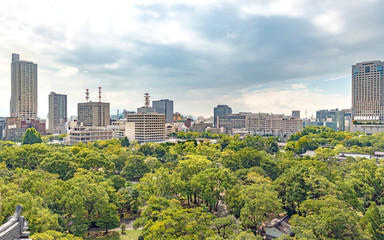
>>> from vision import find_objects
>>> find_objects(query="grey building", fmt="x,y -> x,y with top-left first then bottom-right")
10,53 -> 38,121
218,114 -> 246,134
48,92 -> 67,133
78,102 -> 110,127
352,61 -> 384,121
189,122 -> 213,133
153,99 -> 174,123
292,110 -> 300,119
214,105 -> 232,127
316,109 -> 345,131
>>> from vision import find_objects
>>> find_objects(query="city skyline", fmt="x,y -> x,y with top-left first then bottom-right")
1,1 -> 384,118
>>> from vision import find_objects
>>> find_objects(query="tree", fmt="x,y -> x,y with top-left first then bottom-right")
121,223 -> 126,234
211,216 -> 240,239
121,155 -> 149,180
96,203 -> 120,233
135,197 -> 215,239
191,167 -> 236,211
361,202 -> 384,240
239,183 -> 282,233
290,196 -> 364,239
22,128 -> 42,145
121,136 -> 130,147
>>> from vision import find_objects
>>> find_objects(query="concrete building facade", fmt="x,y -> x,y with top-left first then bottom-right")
218,113 -> 303,136
316,109 -> 345,131
125,113 -> 166,143
153,99 -> 174,123
10,53 -> 38,121
292,110 -> 300,119
214,105 -> 232,127
48,92 -> 67,133
352,61 -> 384,121
69,126 -> 113,145
78,102 -> 110,127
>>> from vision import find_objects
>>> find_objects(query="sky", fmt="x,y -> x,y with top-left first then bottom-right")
1,0 -> 384,119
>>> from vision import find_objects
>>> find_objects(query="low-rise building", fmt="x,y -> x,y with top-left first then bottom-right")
5,117 -> 46,141
69,126 -> 113,145
189,122 -> 213,133
219,113 -> 302,137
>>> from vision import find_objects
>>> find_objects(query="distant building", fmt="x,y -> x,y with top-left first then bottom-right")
292,110 -> 300,119
173,112 -> 182,122
189,122 -> 213,133
185,118 -> 192,128
78,102 -> 110,127
218,114 -> 246,134
214,105 -> 232,127
153,99 -> 174,123
303,120 -> 324,128
352,61 -> 384,121
125,113 -> 166,143
316,109 -> 345,131
48,92 -> 67,133
10,53 -> 38,121
137,93 -> 156,114
218,113 -> 302,136
5,117 -> 46,141
0,117 -> 6,140
69,126 -> 113,145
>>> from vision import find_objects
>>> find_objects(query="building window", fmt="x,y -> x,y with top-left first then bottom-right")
365,66 -> 371,73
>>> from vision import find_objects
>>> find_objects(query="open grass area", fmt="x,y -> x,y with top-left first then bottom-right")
89,230 -> 142,240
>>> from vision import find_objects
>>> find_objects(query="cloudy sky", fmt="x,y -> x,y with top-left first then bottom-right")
1,0 -> 383,118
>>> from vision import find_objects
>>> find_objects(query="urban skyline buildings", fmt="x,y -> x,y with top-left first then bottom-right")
78,101 -> 110,127
48,92 -> 67,133
153,99 -> 174,123
10,53 -> 38,121
214,105 -> 232,127
352,60 -> 384,121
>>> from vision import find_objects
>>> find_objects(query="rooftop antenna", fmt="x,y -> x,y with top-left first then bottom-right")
99,87 -> 102,103
144,93 -> 150,108
86,89 -> 89,102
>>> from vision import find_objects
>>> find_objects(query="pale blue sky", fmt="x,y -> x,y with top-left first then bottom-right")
0,0 -> 382,118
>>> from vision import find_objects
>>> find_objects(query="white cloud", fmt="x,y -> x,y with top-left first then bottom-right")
55,67 -> 79,78
312,11 -> 344,34
236,85 -> 349,118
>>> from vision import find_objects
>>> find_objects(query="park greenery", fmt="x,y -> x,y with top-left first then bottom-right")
1,126 -> 384,239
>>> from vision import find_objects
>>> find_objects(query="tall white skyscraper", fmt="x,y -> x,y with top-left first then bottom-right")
10,53 -> 38,121
352,61 -> 384,121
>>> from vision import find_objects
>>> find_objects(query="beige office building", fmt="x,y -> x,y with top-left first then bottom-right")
69,126 -> 113,144
78,102 -> 110,127
218,113 -> 302,136
125,113 -> 165,143
352,61 -> 384,121
10,53 -> 38,121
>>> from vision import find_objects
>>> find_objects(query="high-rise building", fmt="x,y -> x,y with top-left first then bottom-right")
352,61 -> 384,121
78,102 -> 110,127
153,99 -> 174,123
10,53 -> 38,120
214,105 -> 232,127
48,92 -> 67,133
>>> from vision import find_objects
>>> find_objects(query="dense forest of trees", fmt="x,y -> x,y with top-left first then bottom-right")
1,126 -> 384,239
